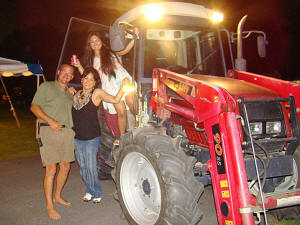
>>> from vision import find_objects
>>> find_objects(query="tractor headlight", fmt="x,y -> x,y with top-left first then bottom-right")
211,12 -> 224,23
143,4 -> 163,22
249,122 -> 263,135
266,121 -> 281,134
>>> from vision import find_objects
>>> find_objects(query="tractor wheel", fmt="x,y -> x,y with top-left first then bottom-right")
268,146 -> 300,221
295,147 -> 300,189
249,155 -> 299,196
114,127 -> 204,225
97,107 -> 114,180
98,156 -> 112,180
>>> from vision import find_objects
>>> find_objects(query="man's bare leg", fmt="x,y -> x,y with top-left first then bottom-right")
44,164 -> 61,220
114,102 -> 127,136
53,161 -> 71,206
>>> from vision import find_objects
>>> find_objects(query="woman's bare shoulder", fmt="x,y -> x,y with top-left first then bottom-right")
93,88 -> 104,96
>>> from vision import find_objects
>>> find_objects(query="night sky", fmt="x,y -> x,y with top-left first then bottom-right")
1,0 -> 299,81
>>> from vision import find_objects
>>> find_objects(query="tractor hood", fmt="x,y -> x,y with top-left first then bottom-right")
189,74 -> 279,99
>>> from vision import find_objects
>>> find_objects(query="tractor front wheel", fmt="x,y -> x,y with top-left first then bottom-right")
114,128 -> 204,225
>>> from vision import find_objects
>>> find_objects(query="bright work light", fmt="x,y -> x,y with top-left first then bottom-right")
143,4 -> 163,22
211,12 -> 224,23
123,83 -> 135,93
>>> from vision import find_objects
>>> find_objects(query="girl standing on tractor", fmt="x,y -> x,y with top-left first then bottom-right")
74,30 -> 137,139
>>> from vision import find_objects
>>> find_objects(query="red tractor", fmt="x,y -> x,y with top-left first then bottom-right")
105,2 -> 300,225
57,2 -> 300,224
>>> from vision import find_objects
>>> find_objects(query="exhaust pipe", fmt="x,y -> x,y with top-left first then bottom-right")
235,15 -> 248,71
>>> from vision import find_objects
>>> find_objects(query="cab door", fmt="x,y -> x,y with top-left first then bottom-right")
56,17 -> 108,85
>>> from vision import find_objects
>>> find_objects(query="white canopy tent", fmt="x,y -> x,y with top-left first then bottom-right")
0,57 -> 45,128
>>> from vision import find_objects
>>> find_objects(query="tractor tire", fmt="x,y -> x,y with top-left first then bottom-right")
266,145 -> 300,222
97,106 -> 115,180
113,127 -> 204,225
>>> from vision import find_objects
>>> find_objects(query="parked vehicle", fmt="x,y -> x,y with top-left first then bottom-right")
58,2 -> 300,224
102,2 -> 300,225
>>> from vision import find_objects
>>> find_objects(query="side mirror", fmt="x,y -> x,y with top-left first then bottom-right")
109,24 -> 126,52
257,35 -> 267,58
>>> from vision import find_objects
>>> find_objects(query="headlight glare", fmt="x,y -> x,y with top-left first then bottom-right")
266,121 -> 281,134
250,122 -> 263,135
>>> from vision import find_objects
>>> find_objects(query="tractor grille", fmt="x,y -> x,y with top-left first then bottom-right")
246,101 -> 283,121
238,100 -> 287,153
242,139 -> 286,154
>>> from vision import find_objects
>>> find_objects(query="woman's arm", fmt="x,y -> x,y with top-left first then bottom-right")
92,78 -> 130,106
68,87 -> 77,96
115,27 -> 139,56
73,58 -> 84,75
116,39 -> 135,56
92,88 -> 123,106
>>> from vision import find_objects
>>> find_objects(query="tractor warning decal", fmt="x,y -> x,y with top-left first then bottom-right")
212,124 -> 226,174
165,77 -> 196,97
221,190 -> 230,198
220,180 -> 228,188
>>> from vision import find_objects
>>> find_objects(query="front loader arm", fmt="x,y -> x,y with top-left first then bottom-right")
151,68 -> 237,123
228,70 -> 300,119
151,68 -> 255,225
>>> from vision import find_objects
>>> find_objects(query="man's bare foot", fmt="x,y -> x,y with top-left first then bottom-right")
47,208 -> 61,220
53,197 -> 71,207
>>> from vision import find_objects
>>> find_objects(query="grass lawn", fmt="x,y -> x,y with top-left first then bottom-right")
266,215 -> 300,225
0,102 -> 39,160
279,220 -> 300,225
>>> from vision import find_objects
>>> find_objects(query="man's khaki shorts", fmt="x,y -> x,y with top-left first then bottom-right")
39,126 -> 75,166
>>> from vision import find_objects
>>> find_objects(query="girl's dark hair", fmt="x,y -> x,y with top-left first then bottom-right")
82,67 -> 100,87
82,31 -> 116,78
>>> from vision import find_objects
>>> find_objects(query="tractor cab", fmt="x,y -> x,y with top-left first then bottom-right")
110,2 -> 230,87
110,2 -> 267,88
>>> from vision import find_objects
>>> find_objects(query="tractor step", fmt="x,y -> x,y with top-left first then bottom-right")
252,188 -> 300,212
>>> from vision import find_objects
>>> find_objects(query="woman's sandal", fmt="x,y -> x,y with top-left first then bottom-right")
93,197 -> 102,204
83,193 -> 92,202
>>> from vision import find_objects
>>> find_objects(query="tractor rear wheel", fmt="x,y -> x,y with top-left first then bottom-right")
97,106 -> 114,180
114,127 -> 204,225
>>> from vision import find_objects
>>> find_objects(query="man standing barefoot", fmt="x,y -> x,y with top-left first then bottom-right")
31,64 -> 75,220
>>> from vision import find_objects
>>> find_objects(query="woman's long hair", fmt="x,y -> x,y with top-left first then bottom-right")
82,31 -> 116,78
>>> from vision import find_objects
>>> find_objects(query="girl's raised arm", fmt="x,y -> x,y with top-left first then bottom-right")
92,78 -> 130,106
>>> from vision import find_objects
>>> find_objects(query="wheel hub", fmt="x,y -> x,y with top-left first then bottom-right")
119,151 -> 162,225
142,178 -> 151,196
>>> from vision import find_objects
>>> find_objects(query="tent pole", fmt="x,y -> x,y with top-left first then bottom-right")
35,75 -> 40,139
37,74 -> 40,89
0,75 -> 21,128
56,17 -> 74,76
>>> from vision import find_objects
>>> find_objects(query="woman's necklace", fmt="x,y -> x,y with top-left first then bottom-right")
80,89 -> 93,100
74,89 -> 93,110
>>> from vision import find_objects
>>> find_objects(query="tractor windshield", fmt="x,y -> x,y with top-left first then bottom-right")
143,28 -> 224,77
